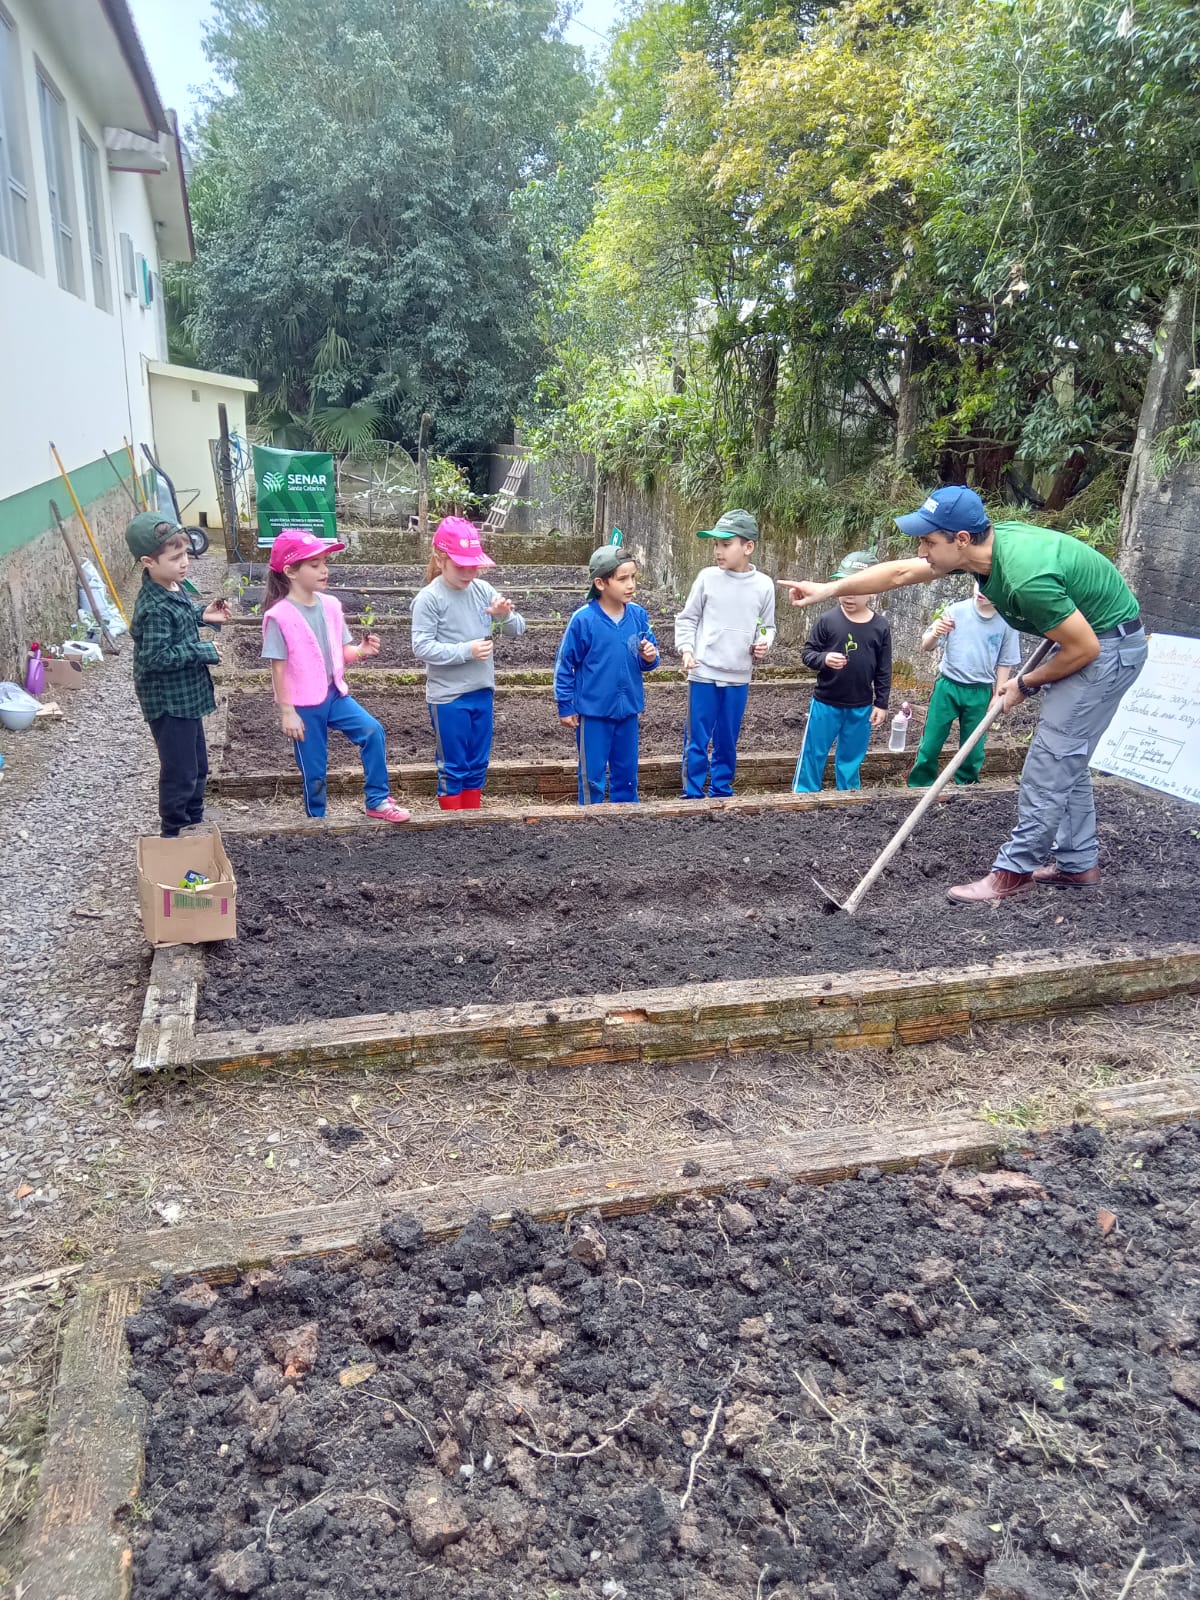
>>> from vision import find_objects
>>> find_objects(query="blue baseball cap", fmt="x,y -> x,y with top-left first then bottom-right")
895,485 -> 990,539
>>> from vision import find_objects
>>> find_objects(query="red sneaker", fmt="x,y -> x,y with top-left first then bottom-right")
365,797 -> 411,824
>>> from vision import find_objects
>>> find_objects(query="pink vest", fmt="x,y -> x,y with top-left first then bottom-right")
264,595 -> 349,706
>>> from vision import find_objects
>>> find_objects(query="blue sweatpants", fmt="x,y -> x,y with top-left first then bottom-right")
577,713 -> 639,804
429,688 -> 494,797
293,688 -> 389,817
792,700 -> 873,793
682,680 -> 750,798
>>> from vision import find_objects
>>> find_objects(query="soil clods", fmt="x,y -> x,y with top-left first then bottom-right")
129,1120 -> 1200,1599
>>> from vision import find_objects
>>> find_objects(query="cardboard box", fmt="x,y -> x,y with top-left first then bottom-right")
137,829 -> 237,946
43,658 -> 84,691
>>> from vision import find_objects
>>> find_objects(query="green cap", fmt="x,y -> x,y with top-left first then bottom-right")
829,549 -> 877,582
587,544 -> 634,599
126,511 -> 184,558
698,509 -> 759,542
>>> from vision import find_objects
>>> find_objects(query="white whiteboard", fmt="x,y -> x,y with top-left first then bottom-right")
1090,632 -> 1200,805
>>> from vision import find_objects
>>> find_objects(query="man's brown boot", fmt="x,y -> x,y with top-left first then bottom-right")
1033,863 -> 1101,887
947,868 -> 1035,904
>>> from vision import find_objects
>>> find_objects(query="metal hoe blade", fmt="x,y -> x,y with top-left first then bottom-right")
811,874 -> 851,914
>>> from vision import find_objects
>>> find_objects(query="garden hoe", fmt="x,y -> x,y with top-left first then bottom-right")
813,637 -> 1055,916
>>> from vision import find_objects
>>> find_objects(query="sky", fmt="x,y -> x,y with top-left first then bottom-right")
126,0 -> 622,133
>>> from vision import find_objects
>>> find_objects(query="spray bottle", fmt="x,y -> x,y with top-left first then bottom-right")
888,701 -> 913,753
25,642 -> 45,697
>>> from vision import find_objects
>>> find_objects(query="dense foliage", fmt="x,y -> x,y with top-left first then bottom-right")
524,0 -> 1200,517
171,0 -> 589,462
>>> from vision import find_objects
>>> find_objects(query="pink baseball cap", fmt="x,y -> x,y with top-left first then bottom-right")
268,528 -> 347,572
432,516 -> 494,569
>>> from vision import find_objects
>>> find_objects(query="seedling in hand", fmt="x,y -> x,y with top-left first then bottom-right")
486,594 -> 514,638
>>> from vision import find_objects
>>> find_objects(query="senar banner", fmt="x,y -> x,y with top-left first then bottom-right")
253,445 -> 336,547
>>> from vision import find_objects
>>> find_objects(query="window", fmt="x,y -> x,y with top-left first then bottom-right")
78,127 -> 109,309
0,10 -> 34,269
36,68 -> 80,295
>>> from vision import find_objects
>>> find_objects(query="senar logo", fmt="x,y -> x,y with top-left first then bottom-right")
287,472 -> 328,488
260,471 -> 286,493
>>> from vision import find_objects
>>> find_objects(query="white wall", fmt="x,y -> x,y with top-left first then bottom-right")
148,368 -> 252,527
0,0 -> 165,502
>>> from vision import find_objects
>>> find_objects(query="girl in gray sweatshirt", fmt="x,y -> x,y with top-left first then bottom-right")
410,517 -> 525,810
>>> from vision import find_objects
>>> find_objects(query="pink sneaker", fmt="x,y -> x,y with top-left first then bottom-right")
365,797 -> 411,824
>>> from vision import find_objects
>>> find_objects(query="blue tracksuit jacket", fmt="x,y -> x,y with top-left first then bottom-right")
553,600 -> 659,718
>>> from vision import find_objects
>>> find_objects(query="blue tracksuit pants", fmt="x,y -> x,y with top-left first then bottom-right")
429,688 -> 494,797
682,680 -> 750,798
293,688 -> 389,817
792,700 -> 873,793
577,713 -> 640,804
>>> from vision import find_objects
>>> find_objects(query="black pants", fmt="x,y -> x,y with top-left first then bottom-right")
149,715 -> 208,836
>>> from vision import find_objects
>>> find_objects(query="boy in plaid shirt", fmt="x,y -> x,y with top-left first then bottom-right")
127,513 -> 230,835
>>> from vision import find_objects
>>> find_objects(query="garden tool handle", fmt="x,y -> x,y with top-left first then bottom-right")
841,637 -> 1055,916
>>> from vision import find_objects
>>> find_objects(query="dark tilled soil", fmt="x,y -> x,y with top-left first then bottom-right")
220,684 -> 1035,774
234,580 -> 683,623
225,684 -> 812,771
228,615 -> 767,674
232,563 -> 616,592
197,789 -> 1199,1029
129,1121 -> 1200,1600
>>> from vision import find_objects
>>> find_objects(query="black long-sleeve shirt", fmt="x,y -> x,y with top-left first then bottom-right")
802,606 -> 892,710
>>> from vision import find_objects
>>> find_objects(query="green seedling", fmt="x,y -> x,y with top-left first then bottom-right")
361,602 -> 377,630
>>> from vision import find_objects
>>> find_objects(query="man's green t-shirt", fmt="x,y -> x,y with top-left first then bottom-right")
979,522 -> 1139,637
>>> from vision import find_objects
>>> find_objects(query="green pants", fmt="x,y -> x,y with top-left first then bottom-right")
907,676 -> 994,787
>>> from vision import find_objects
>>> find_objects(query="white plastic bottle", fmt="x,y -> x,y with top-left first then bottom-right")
888,701 -> 913,752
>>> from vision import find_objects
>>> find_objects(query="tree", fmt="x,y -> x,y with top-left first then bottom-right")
180,0 -> 589,462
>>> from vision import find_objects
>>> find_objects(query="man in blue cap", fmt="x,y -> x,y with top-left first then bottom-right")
779,486 -> 1146,902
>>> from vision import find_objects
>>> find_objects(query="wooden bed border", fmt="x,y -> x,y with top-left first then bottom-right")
207,743 -> 1026,802
135,940 -> 1200,1080
18,1075 -> 1200,1600
211,661 -> 814,691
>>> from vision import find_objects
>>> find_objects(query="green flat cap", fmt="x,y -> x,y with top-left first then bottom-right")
698,509 -> 759,541
126,511 -> 184,558
829,549 -> 877,581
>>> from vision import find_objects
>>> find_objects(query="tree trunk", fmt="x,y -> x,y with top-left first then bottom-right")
895,334 -> 929,468
1118,286 -> 1200,636
752,343 -> 779,453
1120,285 -> 1188,553
972,442 -> 1017,496
1042,449 -> 1088,512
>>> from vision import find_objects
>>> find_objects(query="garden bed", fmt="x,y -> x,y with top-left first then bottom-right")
226,621 -> 810,675
198,788 -> 1198,1031
230,573 -> 679,621
231,561 -> 598,591
118,1116 -> 1200,1600
217,680 -> 1036,775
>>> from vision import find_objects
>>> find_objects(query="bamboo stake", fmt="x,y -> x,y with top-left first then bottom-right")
49,500 -> 121,654
49,443 -> 130,626
124,436 -> 147,508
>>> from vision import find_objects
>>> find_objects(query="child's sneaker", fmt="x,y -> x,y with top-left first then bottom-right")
365,797 -> 411,824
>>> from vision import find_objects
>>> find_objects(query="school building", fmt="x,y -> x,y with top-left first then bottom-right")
0,0 -> 247,675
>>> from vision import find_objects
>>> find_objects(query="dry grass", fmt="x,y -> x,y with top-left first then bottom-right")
26,994 -> 1200,1267
0,1286 -> 70,1586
